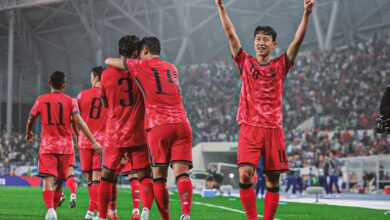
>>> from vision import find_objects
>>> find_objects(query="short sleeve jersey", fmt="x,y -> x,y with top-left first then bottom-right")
76,87 -> 108,149
124,57 -> 190,130
233,49 -> 293,129
29,92 -> 79,154
100,67 -> 146,148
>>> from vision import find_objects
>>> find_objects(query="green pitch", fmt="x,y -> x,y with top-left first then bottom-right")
0,187 -> 387,220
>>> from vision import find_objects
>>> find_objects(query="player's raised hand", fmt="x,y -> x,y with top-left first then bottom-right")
215,0 -> 223,7
304,0 -> 316,15
93,142 -> 103,155
26,131 -> 34,143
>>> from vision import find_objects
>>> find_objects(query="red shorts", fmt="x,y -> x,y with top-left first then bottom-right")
147,123 -> 192,168
38,153 -> 72,180
237,124 -> 289,173
79,149 -> 102,172
69,153 -> 76,167
103,145 -> 150,173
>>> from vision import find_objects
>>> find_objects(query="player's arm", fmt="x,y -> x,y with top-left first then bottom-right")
286,0 -> 315,64
72,113 -> 103,154
215,0 -> 241,56
105,58 -> 125,70
71,118 -> 79,138
25,115 -> 36,143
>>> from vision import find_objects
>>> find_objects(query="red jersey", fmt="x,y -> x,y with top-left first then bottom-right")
100,66 -> 146,147
76,87 -> 108,149
124,58 -> 190,130
233,49 -> 292,129
29,92 -> 79,154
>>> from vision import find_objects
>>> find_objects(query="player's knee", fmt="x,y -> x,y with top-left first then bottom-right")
265,173 -> 280,188
137,168 -> 151,179
101,169 -> 117,182
239,166 -> 254,183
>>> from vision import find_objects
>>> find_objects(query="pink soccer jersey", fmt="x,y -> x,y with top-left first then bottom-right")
124,58 -> 190,130
233,48 -> 293,129
76,87 -> 107,149
29,92 -> 79,154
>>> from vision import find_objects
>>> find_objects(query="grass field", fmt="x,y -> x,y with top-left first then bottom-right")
0,187 -> 388,220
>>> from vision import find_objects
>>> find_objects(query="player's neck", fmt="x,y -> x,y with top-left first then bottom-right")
143,54 -> 160,60
51,89 -> 63,93
93,82 -> 101,88
256,54 -> 271,65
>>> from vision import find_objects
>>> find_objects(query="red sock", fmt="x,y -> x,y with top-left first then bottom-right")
129,178 -> 140,209
176,175 -> 192,215
89,181 -> 99,212
42,190 -> 54,209
98,179 -> 114,218
263,189 -> 280,220
109,183 -> 117,211
53,189 -> 63,208
153,179 -> 170,220
140,177 -> 154,209
239,184 -> 257,220
66,176 -> 77,194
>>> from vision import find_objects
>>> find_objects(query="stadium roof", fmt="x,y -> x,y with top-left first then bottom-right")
1,0 -> 390,102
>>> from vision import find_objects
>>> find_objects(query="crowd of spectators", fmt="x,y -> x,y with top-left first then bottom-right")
181,37 -> 390,157
0,130 -> 38,175
1,38 -> 390,175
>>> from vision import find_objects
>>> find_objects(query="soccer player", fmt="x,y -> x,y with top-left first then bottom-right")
215,0 -> 315,219
105,36 -> 193,220
98,35 -> 154,220
76,66 -> 108,219
26,71 -> 103,220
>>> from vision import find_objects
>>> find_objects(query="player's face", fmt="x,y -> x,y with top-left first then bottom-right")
90,73 -> 95,86
253,33 -> 276,57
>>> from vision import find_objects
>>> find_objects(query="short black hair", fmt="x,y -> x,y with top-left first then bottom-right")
118,35 -> 140,58
91,66 -> 105,80
50,71 -> 66,90
139,36 -> 161,55
254,26 -> 277,41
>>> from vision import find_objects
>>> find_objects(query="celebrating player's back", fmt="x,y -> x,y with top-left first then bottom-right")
98,35 -> 153,220
76,66 -> 107,219
26,71 -> 102,220
106,36 -> 193,220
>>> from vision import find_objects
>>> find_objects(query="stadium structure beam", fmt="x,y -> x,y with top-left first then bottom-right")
32,2 -> 68,32
34,35 -> 93,66
353,0 -> 390,29
0,0 -> 67,11
6,10 -> 15,135
312,7 -> 325,51
70,1 -> 103,65
357,21 -> 390,33
107,0 -> 154,35
324,1 -> 339,50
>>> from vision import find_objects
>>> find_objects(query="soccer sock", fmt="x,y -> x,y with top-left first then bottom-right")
42,190 -> 55,209
53,189 -> 63,208
140,177 -> 154,209
109,183 -> 117,211
129,178 -> 141,210
239,183 -> 258,220
66,175 -> 77,195
153,178 -> 170,220
98,179 -> 115,218
89,180 -> 99,212
176,173 -> 192,216
263,187 -> 280,220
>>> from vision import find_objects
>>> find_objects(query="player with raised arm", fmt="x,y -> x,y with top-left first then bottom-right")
215,0 -> 315,219
76,66 -> 108,219
105,36 -> 193,220
26,71 -> 103,220
98,35 -> 154,220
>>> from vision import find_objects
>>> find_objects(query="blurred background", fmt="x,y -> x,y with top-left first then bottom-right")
0,0 -> 390,205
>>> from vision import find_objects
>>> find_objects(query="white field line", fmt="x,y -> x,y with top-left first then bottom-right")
172,199 -> 282,220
